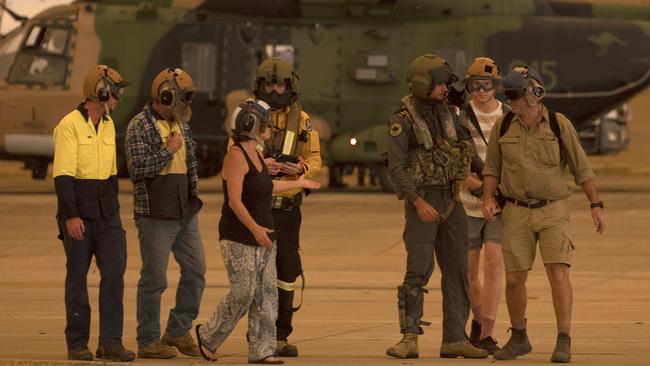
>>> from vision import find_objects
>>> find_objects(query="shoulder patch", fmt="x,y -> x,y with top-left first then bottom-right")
305,118 -> 313,131
396,109 -> 408,118
389,121 -> 403,137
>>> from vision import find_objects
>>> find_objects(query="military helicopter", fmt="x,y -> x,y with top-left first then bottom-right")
0,0 -> 648,192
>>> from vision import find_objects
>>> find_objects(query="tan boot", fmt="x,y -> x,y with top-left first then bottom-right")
440,340 -> 488,358
386,333 -> 418,359
162,331 -> 201,357
138,341 -> 178,359
551,332 -> 571,363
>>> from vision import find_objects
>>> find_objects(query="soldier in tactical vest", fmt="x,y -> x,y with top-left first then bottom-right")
385,54 -> 488,359
483,66 -> 606,363
253,58 -> 322,358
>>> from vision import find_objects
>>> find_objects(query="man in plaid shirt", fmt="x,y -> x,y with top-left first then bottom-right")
125,68 -> 205,359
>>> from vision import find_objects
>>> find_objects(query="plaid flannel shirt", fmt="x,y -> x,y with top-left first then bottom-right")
125,104 -> 199,217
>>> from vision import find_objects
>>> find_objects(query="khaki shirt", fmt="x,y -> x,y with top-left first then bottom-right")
483,105 -> 595,202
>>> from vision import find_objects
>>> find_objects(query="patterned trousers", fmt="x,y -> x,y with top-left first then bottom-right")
199,240 -> 278,361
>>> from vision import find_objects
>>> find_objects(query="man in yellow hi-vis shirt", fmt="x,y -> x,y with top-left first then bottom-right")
253,58 -> 321,358
53,65 -> 134,362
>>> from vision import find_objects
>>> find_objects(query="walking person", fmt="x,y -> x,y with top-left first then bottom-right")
195,99 -> 320,364
53,65 -> 135,361
385,54 -> 487,359
125,68 -> 205,359
483,66 -> 606,363
459,57 -> 507,354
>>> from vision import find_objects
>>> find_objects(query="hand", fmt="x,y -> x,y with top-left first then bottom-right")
592,207 -> 605,234
414,196 -> 439,222
167,132 -> 183,153
66,217 -> 85,240
252,225 -> 274,247
264,158 -> 282,176
297,174 -> 320,190
280,161 -> 304,175
482,195 -> 498,221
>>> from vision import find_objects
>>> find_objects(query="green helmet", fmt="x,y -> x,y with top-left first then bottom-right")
407,54 -> 458,100
254,58 -> 299,109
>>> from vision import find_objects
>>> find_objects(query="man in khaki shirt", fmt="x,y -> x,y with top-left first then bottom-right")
482,66 -> 605,363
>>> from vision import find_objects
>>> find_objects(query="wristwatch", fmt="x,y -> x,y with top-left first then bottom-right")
590,201 -> 604,209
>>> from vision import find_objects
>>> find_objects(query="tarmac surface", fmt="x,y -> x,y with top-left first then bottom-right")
0,178 -> 649,366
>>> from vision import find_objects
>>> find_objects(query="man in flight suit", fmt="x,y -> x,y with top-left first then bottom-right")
53,65 -> 135,362
253,58 -> 322,357
483,66 -> 606,363
385,54 -> 487,360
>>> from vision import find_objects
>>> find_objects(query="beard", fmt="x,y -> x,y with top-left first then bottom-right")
172,103 -> 192,124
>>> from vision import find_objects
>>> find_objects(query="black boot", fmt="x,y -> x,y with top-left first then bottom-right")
469,319 -> 481,346
493,327 -> 532,360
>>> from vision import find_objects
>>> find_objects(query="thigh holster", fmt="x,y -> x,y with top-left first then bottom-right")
397,284 -> 431,335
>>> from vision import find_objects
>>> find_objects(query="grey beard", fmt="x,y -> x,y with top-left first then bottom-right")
172,104 -> 192,124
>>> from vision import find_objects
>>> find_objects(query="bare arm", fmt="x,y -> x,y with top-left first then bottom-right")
582,178 -> 605,234
223,148 -> 273,247
272,175 -> 320,193
482,175 -> 499,221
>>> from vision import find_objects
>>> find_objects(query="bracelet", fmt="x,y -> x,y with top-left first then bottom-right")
590,201 -> 604,209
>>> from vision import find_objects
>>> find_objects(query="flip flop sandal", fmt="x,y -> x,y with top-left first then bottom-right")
194,324 -> 217,362
248,355 -> 284,364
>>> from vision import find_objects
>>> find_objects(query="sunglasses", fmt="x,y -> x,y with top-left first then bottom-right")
469,80 -> 495,92
504,89 -> 525,101
179,90 -> 195,104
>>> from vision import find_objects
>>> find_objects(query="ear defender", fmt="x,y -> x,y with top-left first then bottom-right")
95,65 -> 111,102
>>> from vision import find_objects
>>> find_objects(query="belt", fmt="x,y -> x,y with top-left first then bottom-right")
505,197 -> 552,209
272,193 -> 302,211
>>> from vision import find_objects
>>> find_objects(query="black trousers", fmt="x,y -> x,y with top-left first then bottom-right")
58,214 -> 127,349
272,207 -> 302,341
401,188 -> 470,342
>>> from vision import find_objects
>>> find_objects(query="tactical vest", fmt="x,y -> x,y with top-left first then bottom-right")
264,103 -> 306,157
401,95 -> 472,187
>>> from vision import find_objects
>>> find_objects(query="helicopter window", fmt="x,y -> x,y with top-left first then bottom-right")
0,28 -> 27,81
265,44 -> 295,65
8,54 -> 67,85
182,42 -> 217,93
367,55 -> 388,67
24,25 -> 70,55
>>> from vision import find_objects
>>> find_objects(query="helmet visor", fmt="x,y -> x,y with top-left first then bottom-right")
504,88 -> 525,101
469,79 -> 495,92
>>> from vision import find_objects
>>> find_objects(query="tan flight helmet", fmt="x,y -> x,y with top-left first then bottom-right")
407,54 -> 458,100
253,57 -> 299,109
464,57 -> 502,92
151,67 -> 197,106
83,65 -> 130,102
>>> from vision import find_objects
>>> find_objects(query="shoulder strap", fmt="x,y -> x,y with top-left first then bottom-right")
465,105 -> 488,145
232,141 -> 254,168
499,111 -> 515,138
547,109 -> 566,164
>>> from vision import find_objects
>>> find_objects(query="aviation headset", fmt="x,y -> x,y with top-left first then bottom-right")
152,68 -> 196,106
83,65 -> 129,103
231,98 -> 271,138
504,66 -> 545,104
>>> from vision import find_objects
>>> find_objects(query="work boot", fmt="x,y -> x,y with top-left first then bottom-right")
96,344 -> 136,362
386,333 -> 418,359
138,340 -> 178,359
275,340 -> 298,357
162,331 -> 201,357
551,332 -> 571,363
440,340 -> 488,358
477,336 -> 501,355
493,327 -> 532,360
469,319 -> 481,346
68,346 -> 93,361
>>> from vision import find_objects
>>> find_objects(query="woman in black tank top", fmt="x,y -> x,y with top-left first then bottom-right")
195,99 -> 319,364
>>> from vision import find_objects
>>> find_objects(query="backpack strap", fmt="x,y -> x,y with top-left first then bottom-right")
465,105 -> 488,146
547,109 -> 566,164
499,111 -> 515,138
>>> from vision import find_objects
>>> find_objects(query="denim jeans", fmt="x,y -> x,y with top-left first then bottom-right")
135,215 -> 206,348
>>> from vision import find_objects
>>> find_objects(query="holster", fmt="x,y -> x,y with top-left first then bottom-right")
397,284 -> 431,335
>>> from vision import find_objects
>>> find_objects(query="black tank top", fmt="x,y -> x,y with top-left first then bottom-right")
219,143 -> 275,246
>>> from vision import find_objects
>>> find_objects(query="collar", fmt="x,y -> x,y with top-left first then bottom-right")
513,104 -> 548,125
146,102 -> 168,122
77,101 -> 108,123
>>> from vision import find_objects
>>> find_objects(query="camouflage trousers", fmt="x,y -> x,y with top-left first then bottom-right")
199,240 -> 278,361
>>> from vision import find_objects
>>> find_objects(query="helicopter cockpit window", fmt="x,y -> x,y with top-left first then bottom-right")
0,28 -> 27,81
265,44 -> 295,65
6,25 -> 71,85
